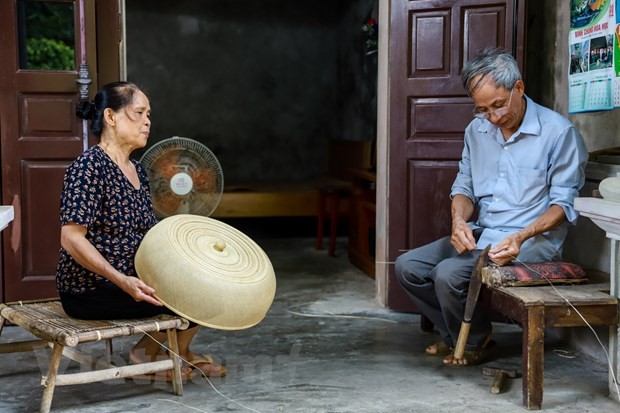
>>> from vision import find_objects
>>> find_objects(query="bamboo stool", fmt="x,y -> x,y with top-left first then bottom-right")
0,299 -> 190,413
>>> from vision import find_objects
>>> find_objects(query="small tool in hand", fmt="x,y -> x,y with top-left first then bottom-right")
481,366 -> 520,394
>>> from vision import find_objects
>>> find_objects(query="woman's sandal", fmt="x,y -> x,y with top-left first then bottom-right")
131,369 -> 198,382
187,354 -> 227,377
425,341 -> 453,357
129,352 -> 197,382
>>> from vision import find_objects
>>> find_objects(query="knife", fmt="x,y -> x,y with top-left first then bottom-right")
453,243 -> 491,359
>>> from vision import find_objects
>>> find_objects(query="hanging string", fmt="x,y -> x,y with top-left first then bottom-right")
376,248 -> 619,397
133,251 -> 620,405
135,327 -> 263,413
156,399 -> 210,412
286,307 -> 398,324
506,255 -> 620,399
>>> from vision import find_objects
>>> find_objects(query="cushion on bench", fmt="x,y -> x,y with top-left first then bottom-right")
481,262 -> 587,287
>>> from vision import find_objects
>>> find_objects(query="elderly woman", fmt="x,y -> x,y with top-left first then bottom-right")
56,81 -> 226,380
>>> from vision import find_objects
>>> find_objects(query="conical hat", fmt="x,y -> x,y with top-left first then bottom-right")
135,214 -> 276,330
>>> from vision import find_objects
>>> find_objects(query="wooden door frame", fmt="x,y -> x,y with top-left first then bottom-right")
375,0 -> 390,306
0,0 -> 121,302
96,0 -> 123,85
375,0 -> 528,307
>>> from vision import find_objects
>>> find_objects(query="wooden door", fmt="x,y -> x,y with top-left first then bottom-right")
0,0 -> 102,302
376,0 -> 526,310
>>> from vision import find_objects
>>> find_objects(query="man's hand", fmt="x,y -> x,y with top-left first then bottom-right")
489,235 -> 522,266
121,276 -> 163,307
488,205 -> 567,266
450,194 -> 476,254
451,217 -> 476,254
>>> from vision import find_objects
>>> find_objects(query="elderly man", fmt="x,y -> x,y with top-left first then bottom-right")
395,47 -> 588,366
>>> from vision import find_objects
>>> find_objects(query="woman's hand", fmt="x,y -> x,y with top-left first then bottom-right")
119,275 -> 163,306
489,235 -> 522,266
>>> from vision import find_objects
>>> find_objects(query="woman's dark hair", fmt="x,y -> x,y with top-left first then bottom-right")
76,81 -> 143,139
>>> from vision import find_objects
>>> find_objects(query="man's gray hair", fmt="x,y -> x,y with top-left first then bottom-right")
461,47 -> 522,96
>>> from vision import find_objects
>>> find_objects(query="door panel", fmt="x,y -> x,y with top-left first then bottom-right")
406,160 -> 460,248
19,93 -> 81,139
380,0 -> 526,310
408,96 -> 472,158
0,0 -> 99,301
22,161 -> 72,277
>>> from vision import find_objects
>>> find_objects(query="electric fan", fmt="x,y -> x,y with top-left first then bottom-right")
140,136 -> 224,218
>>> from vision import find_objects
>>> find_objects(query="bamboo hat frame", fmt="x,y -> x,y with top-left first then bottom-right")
135,215 -> 276,330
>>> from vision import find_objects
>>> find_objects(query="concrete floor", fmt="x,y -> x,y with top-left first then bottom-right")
1,237 -> 618,413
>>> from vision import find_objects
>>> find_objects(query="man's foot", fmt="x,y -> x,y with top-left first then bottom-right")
425,341 -> 453,357
443,337 -> 496,366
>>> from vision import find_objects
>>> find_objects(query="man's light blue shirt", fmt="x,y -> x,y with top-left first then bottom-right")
450,95 -> 588,262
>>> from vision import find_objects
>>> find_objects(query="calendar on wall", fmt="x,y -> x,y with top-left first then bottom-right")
568,0 -> 619,113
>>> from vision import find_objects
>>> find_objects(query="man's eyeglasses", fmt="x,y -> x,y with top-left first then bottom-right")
473,88 -> 514,120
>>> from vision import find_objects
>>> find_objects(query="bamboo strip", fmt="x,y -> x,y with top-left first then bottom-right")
47,359 -> 174,386
0,302 -> 189,347
0,305 -> 73,345
0,339 -> 48,353
41,343 -> 64,413
167,328 -> 183,396
58,344 -> 114,370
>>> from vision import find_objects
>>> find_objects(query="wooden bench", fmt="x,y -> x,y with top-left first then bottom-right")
211,140 -> 372,219
212,181 -> 322,218
480,278 -> 618,410
0,300 -> 189,413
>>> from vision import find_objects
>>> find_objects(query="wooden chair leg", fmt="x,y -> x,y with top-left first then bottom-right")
420,314 -> 435,333
523,305 -> 545,410
328,193 -> 339,256
166,328 -> 183,396
105,339 -> 113,365
40,343 -> 64,413
316,188 -> 326,250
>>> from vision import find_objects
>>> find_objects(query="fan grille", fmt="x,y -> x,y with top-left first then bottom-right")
140,137 -> 224,218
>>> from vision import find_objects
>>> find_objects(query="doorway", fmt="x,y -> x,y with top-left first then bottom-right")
123,0 -> 378,189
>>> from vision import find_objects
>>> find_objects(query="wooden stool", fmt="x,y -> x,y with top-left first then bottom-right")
0,300 -> 189,413
315,182 -> 350,256
481,282 -> 618,409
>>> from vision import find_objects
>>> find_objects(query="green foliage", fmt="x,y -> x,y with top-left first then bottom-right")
18,0 -> 75,70
22,0 -> 74,43
26,37 -> 75,71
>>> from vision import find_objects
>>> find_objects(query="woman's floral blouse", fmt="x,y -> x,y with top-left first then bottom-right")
56,146 -> 158,294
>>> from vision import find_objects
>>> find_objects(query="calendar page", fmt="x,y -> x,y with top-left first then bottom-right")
585,77 -> 613,110
569,1 -> 618,113
569,79 -> 587,113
